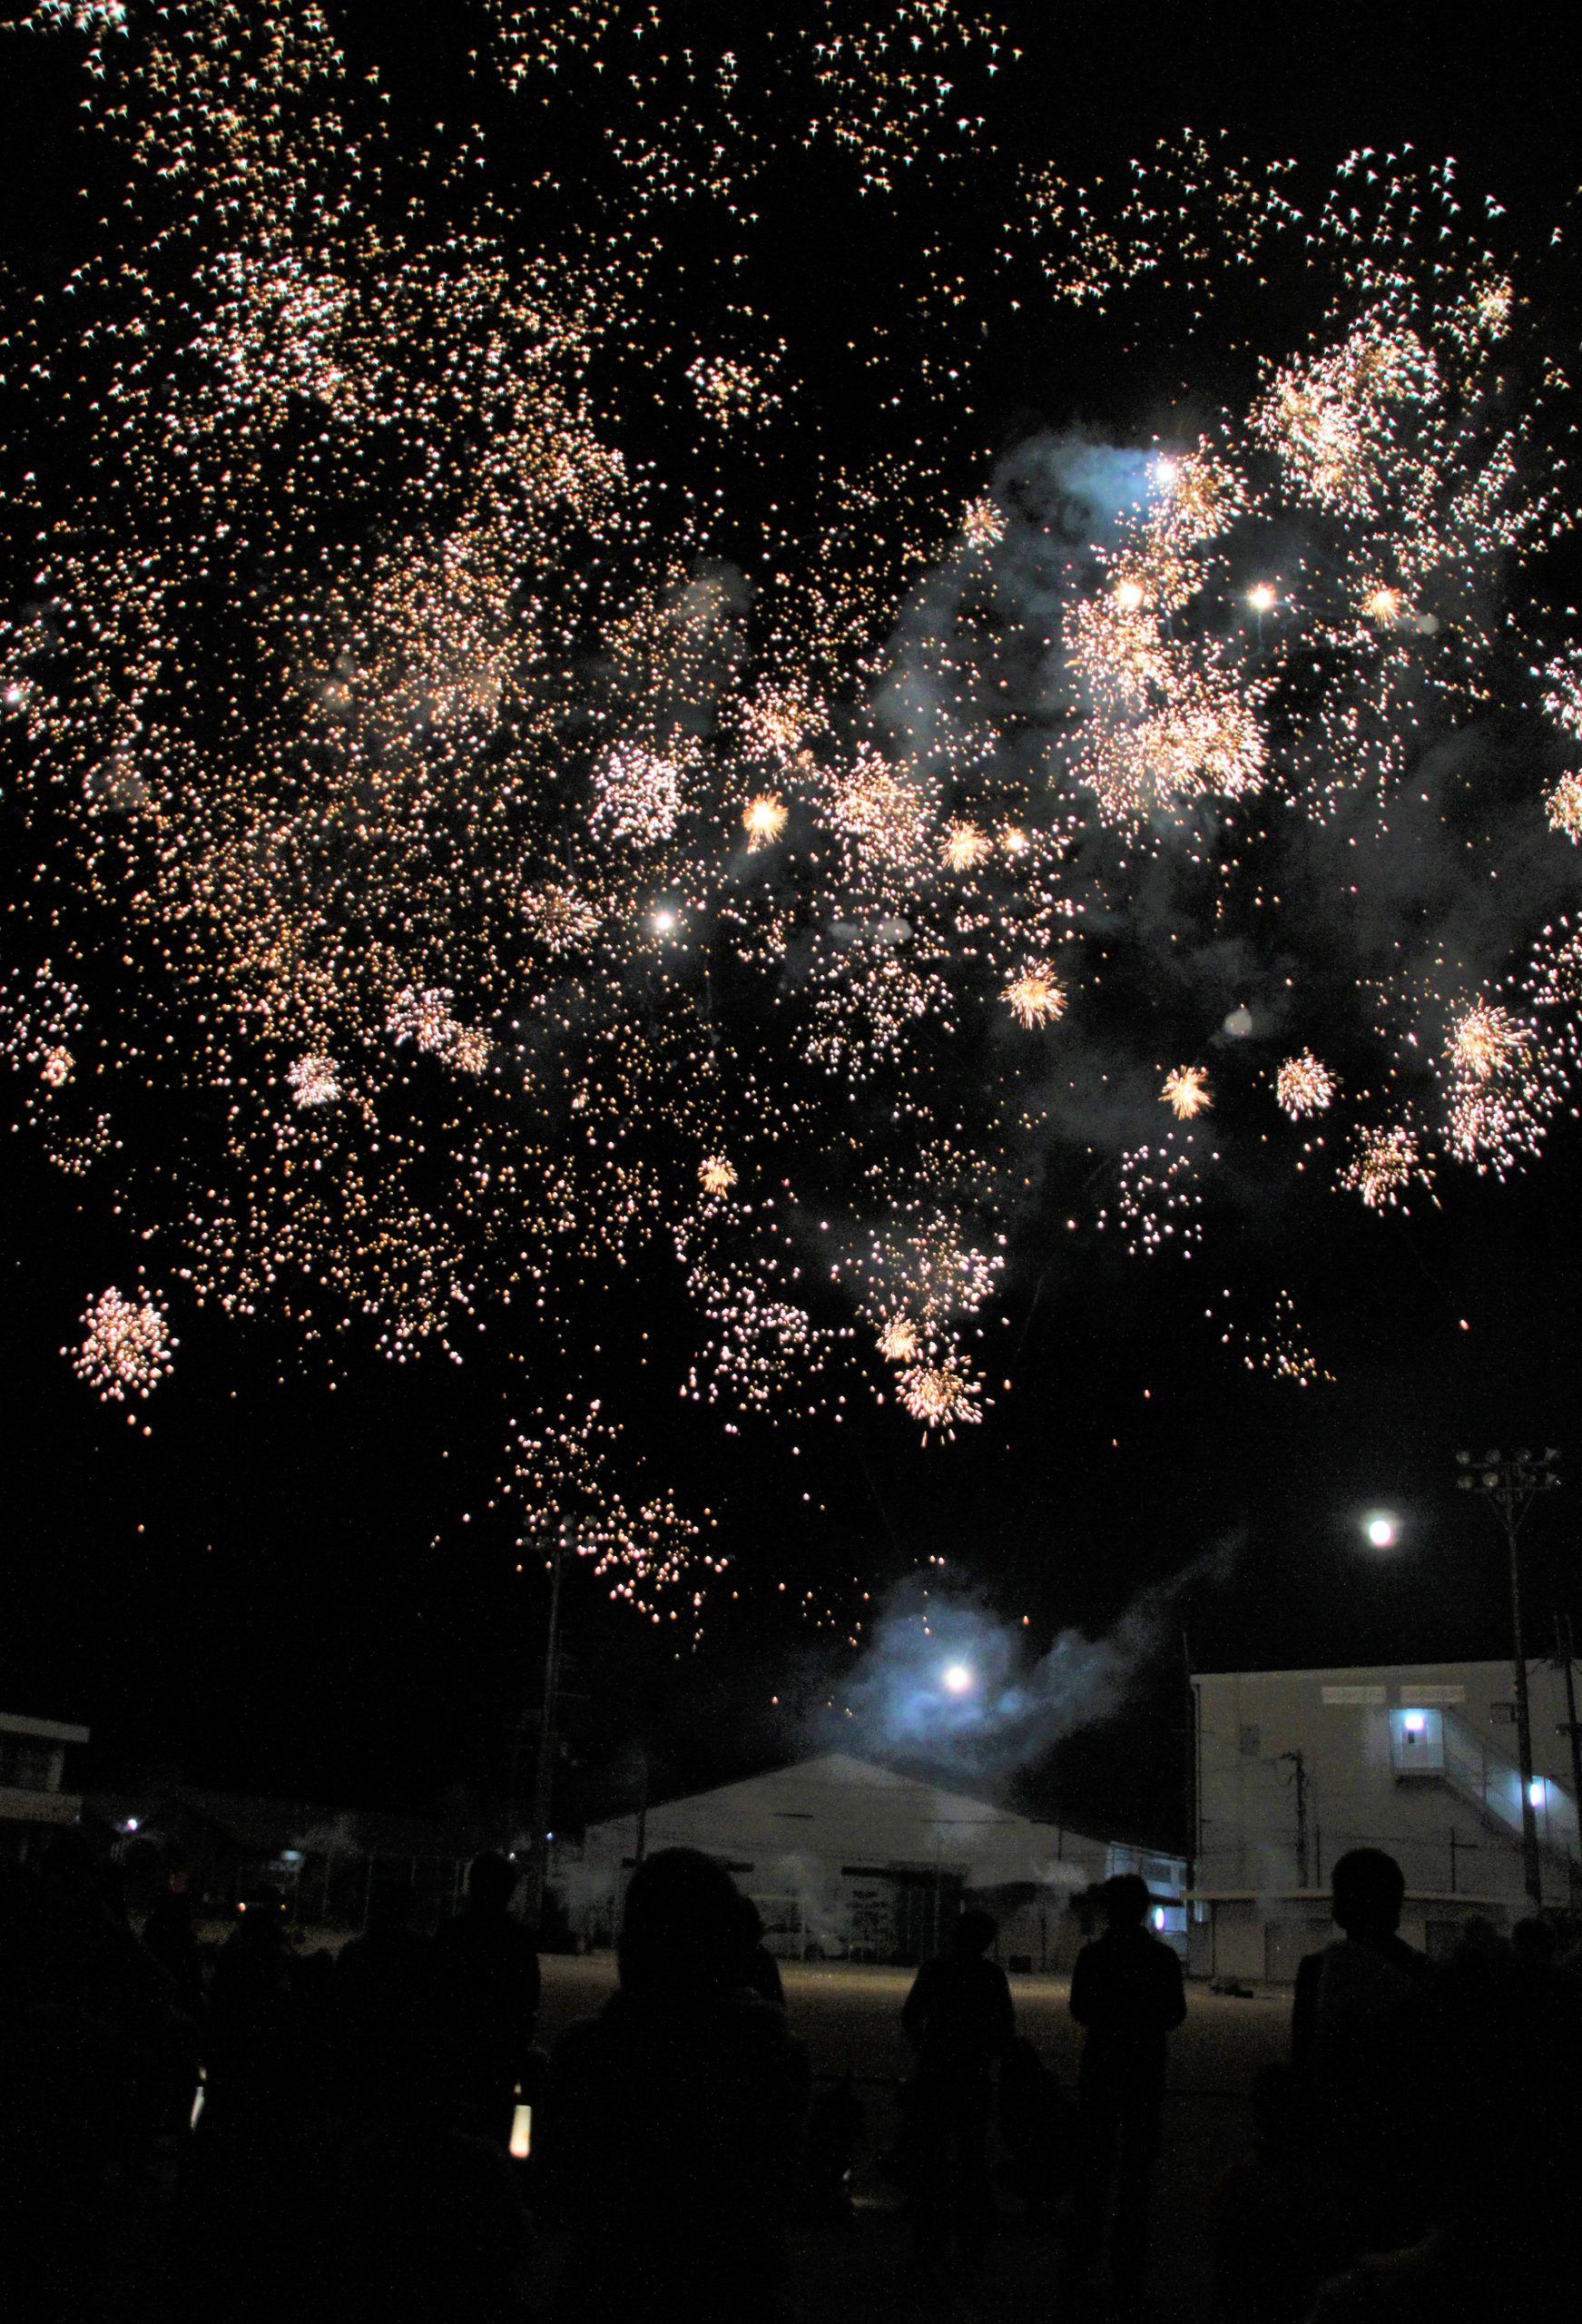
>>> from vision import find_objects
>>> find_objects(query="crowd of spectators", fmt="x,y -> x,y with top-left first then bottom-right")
2,1828 -> 1579,2321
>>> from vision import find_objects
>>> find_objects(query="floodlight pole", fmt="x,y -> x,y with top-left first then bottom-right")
526,1522 -> 567,1935
1456,1448 -> 1559,1910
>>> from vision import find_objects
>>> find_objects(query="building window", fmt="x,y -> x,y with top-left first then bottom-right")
0,1739 -> 54,1791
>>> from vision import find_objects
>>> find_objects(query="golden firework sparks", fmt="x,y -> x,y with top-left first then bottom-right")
1447,1000 -> 1528,1082
1546,772 -> 1582,842
897,1357 -> 983,1433
68,1286 -> 176,1404
1002,963 -> 1067,1030
287,1053 -> 341,1108
1274,1051 -> 1336,1117
960,495 -> 1005,549
521,885 -> 600,952
698,1155 -> 738,1197
1343,1124 -> 1420,1209
877,1312 -> 919,1364
742,792 -> 788,851
1161,1065 -> 1211,1118
940,820 -> 991,872
39,1046 -> 74,1088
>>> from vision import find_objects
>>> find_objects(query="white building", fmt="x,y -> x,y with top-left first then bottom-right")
0,1709 -> 90,1851
1190,1659 -> 1581,1982
559,1750 -> 1186,1969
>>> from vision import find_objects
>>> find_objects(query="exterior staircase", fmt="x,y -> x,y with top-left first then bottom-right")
1390,1702 -> 1578,1868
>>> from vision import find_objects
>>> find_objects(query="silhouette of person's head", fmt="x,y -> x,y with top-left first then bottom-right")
950,1907 -> 999,1958
618,1846 -> 744,2003
1101,1873 -> 1151,1929
1330,1846 -> 1405,1939
1512,1915 -> 1558,1967
465,1851 -> 519,1915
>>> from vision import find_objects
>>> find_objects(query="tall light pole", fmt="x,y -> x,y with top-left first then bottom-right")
525,1521 -> 568,1935
1455,1447 -> 1560,1909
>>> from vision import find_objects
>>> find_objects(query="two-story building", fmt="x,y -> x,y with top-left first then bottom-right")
1190,1659 -> 1581,1981
0,1709 -> 90,1854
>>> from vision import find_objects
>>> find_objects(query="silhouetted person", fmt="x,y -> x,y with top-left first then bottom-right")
431,1851 -> 541,2147
734,1894 -> 787,2008
900,1906 -> 1015,2259
996,2034 -> 1077,2231
540,1846 -> 811,2322
291,2029 -> 535,2324
1211,2062 -> 1329,2323
1069,1872 -> 1186,2291
205,1887 -> 306,2132
0,1842 -> 176,2321
336,1883 -> 433,2107
1291,1848 -> 1430,2258
142,1875 -> 206,2026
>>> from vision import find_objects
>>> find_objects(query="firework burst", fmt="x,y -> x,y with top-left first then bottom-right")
1161,1066 -> 1212,1119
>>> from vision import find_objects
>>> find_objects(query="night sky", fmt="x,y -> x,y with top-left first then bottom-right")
1,4 -> 1577,1853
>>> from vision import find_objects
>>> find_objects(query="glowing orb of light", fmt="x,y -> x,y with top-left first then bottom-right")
1113,577 -> 1145,611
652,908 -> 677,934
1365,1512 -> 1398,1548
941,1662 -> 974,1695
1247,583 -> 1278,613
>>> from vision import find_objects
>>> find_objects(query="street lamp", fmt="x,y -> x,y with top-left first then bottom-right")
1454,1446 -> 1560,1907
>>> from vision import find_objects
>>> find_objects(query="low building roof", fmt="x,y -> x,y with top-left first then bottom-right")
1,1710 -> 91,1745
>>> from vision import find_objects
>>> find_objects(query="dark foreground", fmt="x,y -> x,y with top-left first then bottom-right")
536,1958 -> 1283,2322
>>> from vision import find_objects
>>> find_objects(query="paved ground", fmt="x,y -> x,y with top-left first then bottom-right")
533,1958 -> 1292,2320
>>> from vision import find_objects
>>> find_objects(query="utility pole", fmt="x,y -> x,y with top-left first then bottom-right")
1557,1614 -> 1582,1899
1456,1448 -> 1560,1909
633,1742 -> 650,1871
525,1522 -> 567,1935
1279,1748 -> 1310,1887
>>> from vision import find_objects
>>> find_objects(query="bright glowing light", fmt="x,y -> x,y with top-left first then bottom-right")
1365,1513 -> 1397,1547
1403,1711 -> 1426,1733
941,1662 -> 973,1695
742,792 -> 788,850
651,909 -> 676,934
1529,1779 -> 1546,1809
1113,577 -> 1145,611
1247,583 -> 1278,613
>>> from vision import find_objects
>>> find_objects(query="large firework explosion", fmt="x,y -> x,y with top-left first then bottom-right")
3,3 -> 1579,1628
